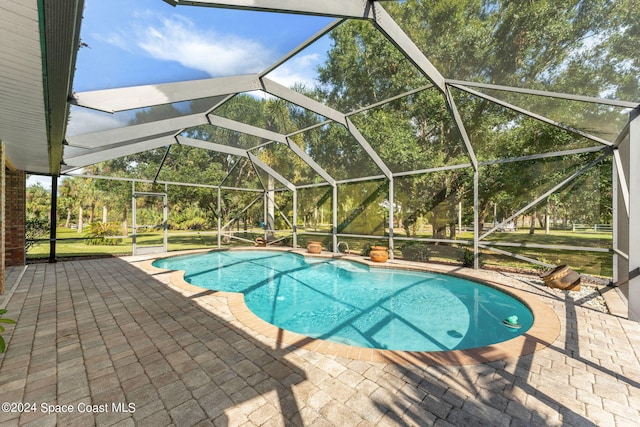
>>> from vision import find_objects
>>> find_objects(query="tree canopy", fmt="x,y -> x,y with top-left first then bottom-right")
60,0 -> 634,247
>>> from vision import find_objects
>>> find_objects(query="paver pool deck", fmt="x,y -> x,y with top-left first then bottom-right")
1,249 -> 639,426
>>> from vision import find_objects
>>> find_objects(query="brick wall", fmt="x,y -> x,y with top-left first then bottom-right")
5,169 -> 25,266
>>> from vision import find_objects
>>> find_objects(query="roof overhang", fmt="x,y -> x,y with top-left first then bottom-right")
0,0 -> 83,175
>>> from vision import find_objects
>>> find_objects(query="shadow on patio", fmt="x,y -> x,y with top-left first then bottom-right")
0,257 -> 307,426
1,257 -> 639,426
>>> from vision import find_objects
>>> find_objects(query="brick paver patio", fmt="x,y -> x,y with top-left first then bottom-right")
1,253 -> 639,426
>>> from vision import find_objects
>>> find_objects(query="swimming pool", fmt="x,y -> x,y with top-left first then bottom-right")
153,250 -> 533,351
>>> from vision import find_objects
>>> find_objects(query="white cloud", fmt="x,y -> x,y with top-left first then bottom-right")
266,53 -> 320,89
99,11 -> 328,87
67,107 -> 128,136
131,14 -> 273,77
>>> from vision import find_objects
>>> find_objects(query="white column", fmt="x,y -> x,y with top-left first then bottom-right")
1,141 -> 5,295
388,178 -> 394,260
628,109 -> 640,321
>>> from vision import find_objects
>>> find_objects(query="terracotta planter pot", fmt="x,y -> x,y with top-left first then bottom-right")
370,247 -> 388,263
540,264 -> 581,291
307,241 -> 322,254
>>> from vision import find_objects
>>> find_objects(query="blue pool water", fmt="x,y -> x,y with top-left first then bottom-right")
153,250 -> 533,351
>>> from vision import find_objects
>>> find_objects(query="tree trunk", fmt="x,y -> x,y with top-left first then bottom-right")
402,216 -> 414,238
121,206 -> 128,236
65,208 -> 71,228
529,211 -> 536,235
78,206 -> 84,233
88,202 -> 95,224
537,212 -> 546,229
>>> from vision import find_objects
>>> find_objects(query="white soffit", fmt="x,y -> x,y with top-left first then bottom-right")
0,0 -> 49,172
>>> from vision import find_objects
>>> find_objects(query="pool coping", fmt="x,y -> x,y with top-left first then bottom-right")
138,247 -> 561,366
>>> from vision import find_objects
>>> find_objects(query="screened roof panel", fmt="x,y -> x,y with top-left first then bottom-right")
154,144 -> 227,186
80,147 -> 171,181
350,88 -> 470,173
296,122 -> 383,181
264,19 -> 432,111
451,88 -> 607,162
213,93 -> 328,134
67,96 -> 227,137
466,86 -> 630,144
221,157 -> 263,189
251,142 -> 322,186
384,1 -> 639,103
181,126 -> 268,150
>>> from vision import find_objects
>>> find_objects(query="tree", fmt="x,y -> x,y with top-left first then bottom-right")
314,0 -> 631,237
25,183 -> 51,252
26,183 -> 51,224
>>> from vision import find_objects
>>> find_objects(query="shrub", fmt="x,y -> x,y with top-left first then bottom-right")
361,243 -> 372,256
0,309 -> 16,353
25,217 -> 49,253
183,217 -> 207,230
401,243 -> 430,262
85,221 -> 123,245
279,236 -> 293,247
459,248 -> 482,267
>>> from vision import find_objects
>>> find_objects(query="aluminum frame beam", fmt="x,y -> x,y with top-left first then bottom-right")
478,146 -> 607,167
344,117 -> 392,179
62,172 -> 221,189
346,85 -> 433,117
447,79 -> 640,109
176,135 -> 249,158
479,241 -> 612,253
207,114 -> 336,184
64,131 -> 177,160
370,3 -> 446,93
260,19 -> 344,78
445,86 -> 478,170
67,114 -> 209,148
451,84 -> 614,146
164,0 -> 374,18
73,74 -> 260,113
479,244 -> 554,269
65,136 -> 176,168
480,150 -> 612,240
284,138 -> 336,186
208,114 -> 286,143
613,148 -> 630,218
393,163 -> 472,178
261,78 -> 345,123
261,78 -> 392,178
628,109 -> 640,321
247,152 -> 296,191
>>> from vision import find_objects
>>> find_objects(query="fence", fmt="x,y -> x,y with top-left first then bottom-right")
571,224 -> 613,232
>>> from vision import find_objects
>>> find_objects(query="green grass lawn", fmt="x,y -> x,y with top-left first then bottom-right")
27,227 -> 227,259
422,229 -> 612,277
28,226 -> 613,277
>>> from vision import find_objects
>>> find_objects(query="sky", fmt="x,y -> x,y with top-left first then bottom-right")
29,0 -> 335,188
73,0 -> 334,93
